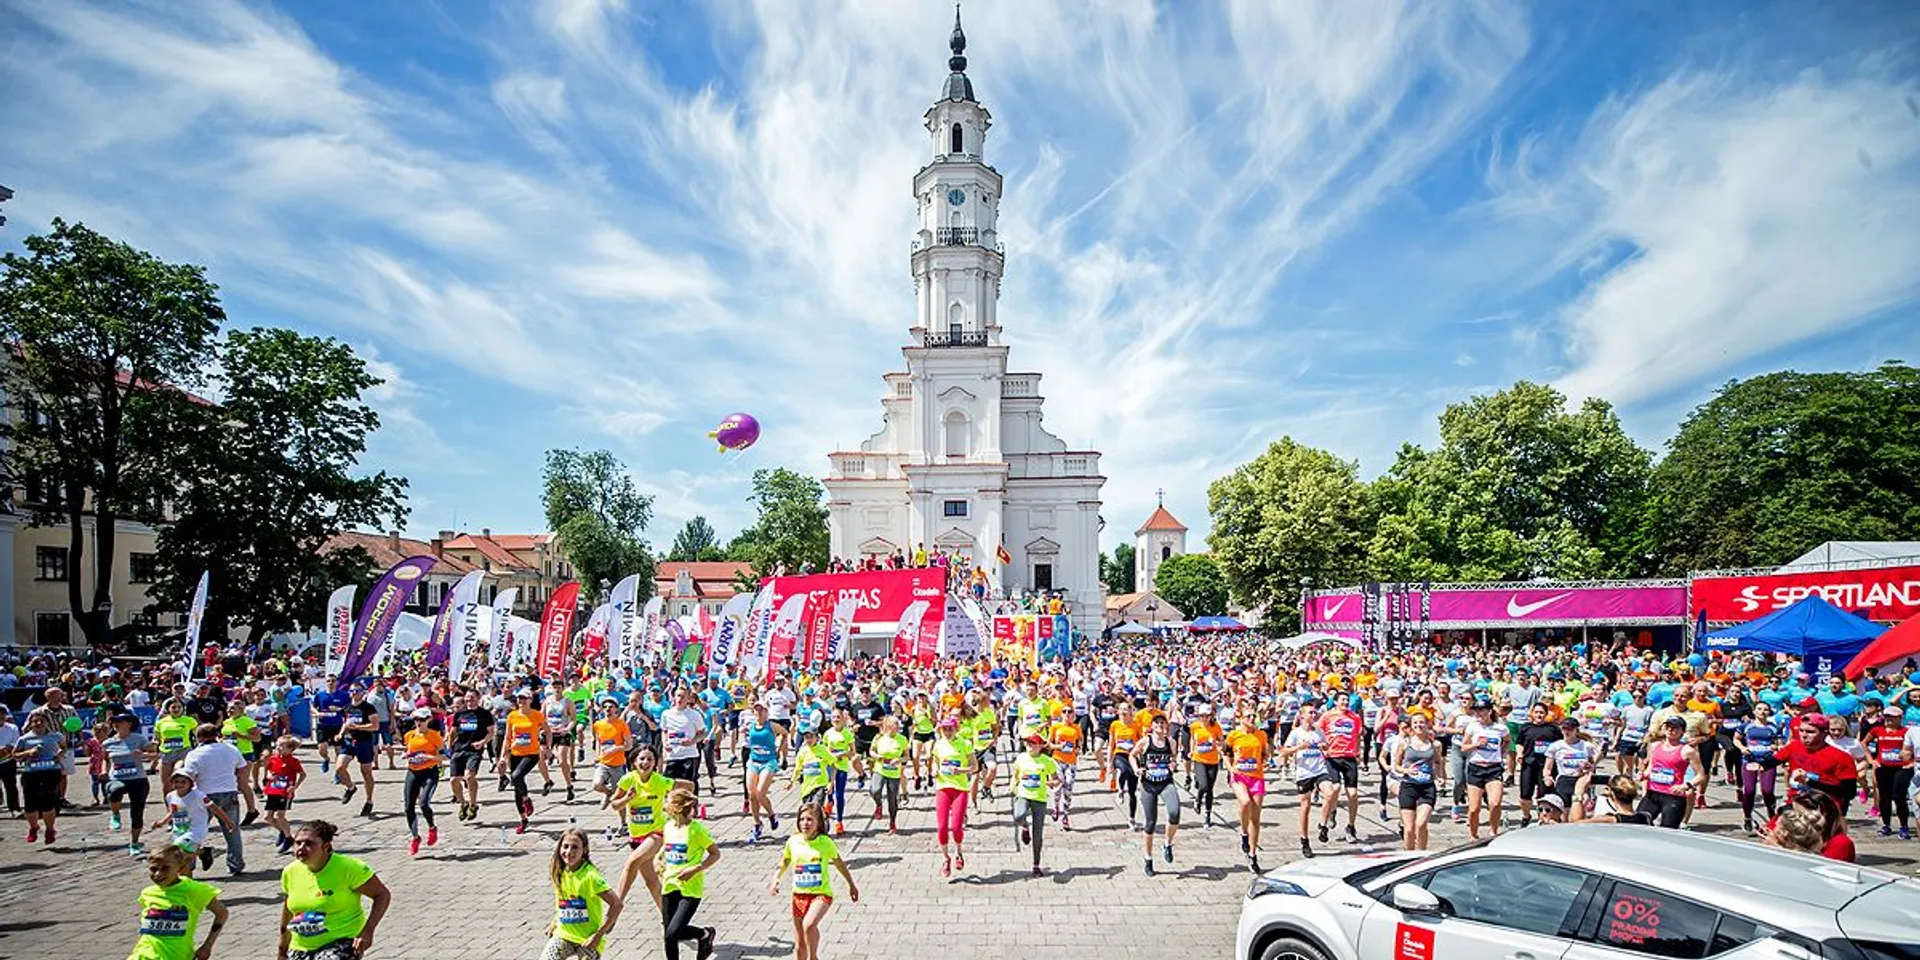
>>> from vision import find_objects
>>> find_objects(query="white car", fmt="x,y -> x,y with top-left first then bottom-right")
1236,824 -> 1919,960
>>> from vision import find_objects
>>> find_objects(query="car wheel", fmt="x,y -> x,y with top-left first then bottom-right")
1259,936 -> 1331,960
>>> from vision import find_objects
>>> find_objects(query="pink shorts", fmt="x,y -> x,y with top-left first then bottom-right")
1234,772 -> 1266,798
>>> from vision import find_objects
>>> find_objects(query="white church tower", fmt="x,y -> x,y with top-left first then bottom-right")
825,9 -> 1106,636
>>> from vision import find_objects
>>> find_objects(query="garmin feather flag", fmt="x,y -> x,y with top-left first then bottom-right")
489,587 -> 519,668
446,572 -> 487,681
425,570 -> 483,668
340,555 -> 435,683
607,574 -> 640,666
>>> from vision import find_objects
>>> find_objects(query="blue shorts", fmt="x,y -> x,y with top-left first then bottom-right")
343,739 -> 377,765
376,723 -> 395,746
748,759 -> 781,776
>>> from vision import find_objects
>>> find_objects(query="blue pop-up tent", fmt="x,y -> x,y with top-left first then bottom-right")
1697,594 -> 1885,667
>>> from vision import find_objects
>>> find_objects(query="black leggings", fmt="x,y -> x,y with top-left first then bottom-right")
1193,762 -> 1220,819
0,759 -> 17,811
1719,734 -> 1741,782
1697,740 -> 1721,785
1637,790 -> 1689,829
1114,760 -> 1139,820
1878,766 -> 1914,829
871,776 -> 900,821
106,776 -> 151,831
404,769 -> 440,836
508,755 -> 539,811
661,891 -> 704,960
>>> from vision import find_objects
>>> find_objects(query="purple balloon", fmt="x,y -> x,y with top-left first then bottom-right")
710,412 -> 761,452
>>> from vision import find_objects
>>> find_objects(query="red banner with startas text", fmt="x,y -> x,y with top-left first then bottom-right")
1693,564 -> 1920,623
801,592 -> 835,665
536,581 -> 581,680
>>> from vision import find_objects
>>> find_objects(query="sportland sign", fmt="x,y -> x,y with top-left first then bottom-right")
1691,564 -> 1920,624
1303,581 -> 1687,631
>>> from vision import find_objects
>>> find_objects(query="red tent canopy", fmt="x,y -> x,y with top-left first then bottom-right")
1843,613 -> 1920,680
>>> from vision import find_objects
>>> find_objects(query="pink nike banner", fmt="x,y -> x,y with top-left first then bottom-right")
1304,583 -> 1685,627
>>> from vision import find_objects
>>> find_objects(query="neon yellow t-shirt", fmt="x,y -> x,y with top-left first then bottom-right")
554,862 -> 610,945
970,709 -> 997,750
795,743 -> 833,793
869,734 -> 908,780
784,834 -> 840,897
618,770 -> 674,838
660,819 -> 715,899
155,716 -> 195,754
932,736 -> 973,792
1013,752 -> 1058,802
130,877 -> 220,960
823,728 -> 855,772
280,853 -> 374,952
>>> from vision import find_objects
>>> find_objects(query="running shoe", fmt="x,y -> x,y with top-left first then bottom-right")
696,927 -> 717,960
517,819 -> 528,835
109,811 -> 122,831
320,756 -> 330,774
199,847 -> 214,870
888,823 -> 899,835
1317,824 -> 1329,844
742,800 -> 751,814
1345,825 -> 1359,843
699,804 -> 709,820
750,825 -> 763,844
242,810 -> 260,826
26,824 -> 37,843
44,826 -> 56,845
1881,825 -> 1895,837
1020,825 -> 1031,846
278,834 -> 294,854
834,822 -> 845,836
341,785 -> 357,804
941,856 -> 952,878
1239,832 -> 1249,855
1162,843 -> 1173,863
427,827 -> 438,846
360,803 -> 374,818
1902,827 -> 1913,841
769,815 -> 779,831
1061,815 -> 1071,831
542,781 -> 553,796
1249,855 -> 1262,874
956,854 -> 964,870
409,836 -> 421,856
1743,818 -> 1755,836
1144,858 -> 1154,876
1300,837 -> 1314,858
128,841 -> 144,857
1871,806 -> 1882,820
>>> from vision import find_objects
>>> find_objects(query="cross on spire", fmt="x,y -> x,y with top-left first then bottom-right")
1156,488 -> 1164,506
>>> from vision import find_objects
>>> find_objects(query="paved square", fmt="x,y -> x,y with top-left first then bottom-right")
3,751 -> 1914,959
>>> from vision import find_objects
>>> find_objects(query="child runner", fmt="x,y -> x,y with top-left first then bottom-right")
657,786 -> 720,960
613,746 -> 692,912
104,712 -> 158,856
769,802 -> 859,960
546,828 -> 623,960
931,717 -> 974,878
164,770 -> 236,874
867,716 -> 908,833
261,736 -> 306,855
129,844 -> 227,960
789,724 -> 835,810
1012,734 -> 1061,877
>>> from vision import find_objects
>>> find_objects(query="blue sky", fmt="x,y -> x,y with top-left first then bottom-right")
3,0 -> 1917,554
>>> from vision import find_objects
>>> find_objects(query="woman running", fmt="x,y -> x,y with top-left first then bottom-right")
1638,716 -> 1706,829
1132,714 -> 1181,875
908,693 -> 937,792
498,691 -> 547,834
279,820 -> 390,960
14,710 -> 64,844
769,802 -> 859,960
400,707 -> 443,856
1390,713 -> 1439,851
1460,697 -> 1509,840
1225,707 -> 1270,870
155,698 -> 197,789
103,711 -> 158,856
129,844 -> 227,960
545,828 -> 623,960
1875,711 -> 1913,838
823,709 -> 857,836
968,691 -> 999,803
614,745 -> 691,911
1108,706 -> 1142,829
743,704 -> 782,842
931,717 -> 973,878
867,716 -> 908,833
541,683 -> 575,802
1187,710 -> 1224,828
1546,717 -> 1598,821
657,786 -> 719,960
1011,734 -> 1060,877
1735,700 -> 1784,833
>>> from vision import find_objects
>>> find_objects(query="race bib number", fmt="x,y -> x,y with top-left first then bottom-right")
665,842 -> 690,866
1115,738 -> 1135,752
287,911 -> 329,938
1235,757 -> 1258,773
139,906 -> 189,938
1533,741 -> 1551,756
1649,767 -> 1678,786
557,896 -> 590,926
512,732 -> 533,748
794,863 -> 824,890
112,759 -> 144,780
802,760 -> 823,780
269,774 -> 292,792
459,719 -> 480,733
1147,761 -> 1171,778
879,760 -> 900,777
940,758 -> 963,777
1883,747 -> 1904,764
407,752 -> 434,768
1020,772 -> 1042,790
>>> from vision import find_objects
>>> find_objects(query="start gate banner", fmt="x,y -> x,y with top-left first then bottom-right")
762,569 -> 948,629
1693,564 -> 1920,624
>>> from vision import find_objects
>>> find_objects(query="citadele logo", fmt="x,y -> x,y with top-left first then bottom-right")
1506,593 -> 1574,618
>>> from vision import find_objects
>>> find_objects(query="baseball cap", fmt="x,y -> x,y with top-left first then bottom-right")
412,707 -> 433,720
1538,794 -> 1568,812
1662,716 -> 1687,729
1802,713 -> 1828,727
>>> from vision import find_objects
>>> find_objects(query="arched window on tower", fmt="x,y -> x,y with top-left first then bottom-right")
950,123 -> 964,154
944,410 -> 970,458
1161,545 -> 1171,561
948,302 -> 964,339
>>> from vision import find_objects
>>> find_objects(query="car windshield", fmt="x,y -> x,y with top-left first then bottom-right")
1845,942 -> 1920,960
1357,837 -> 1496,898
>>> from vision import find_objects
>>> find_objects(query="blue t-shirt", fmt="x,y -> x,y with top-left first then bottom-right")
1740,721 -> 1782,761
1647,682 -> 1677,707
1756,687 -> 1790,710
313,690 -> 349,727
1816,690 -> 1862,718
745,722 -> 778,766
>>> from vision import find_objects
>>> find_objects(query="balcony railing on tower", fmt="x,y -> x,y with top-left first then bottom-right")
922,330 -> 989,348
935,226 -> 979,245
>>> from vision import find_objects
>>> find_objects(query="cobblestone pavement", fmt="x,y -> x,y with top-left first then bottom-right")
4,750 -> 1916,959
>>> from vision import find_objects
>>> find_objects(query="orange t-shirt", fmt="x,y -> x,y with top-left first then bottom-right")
1133,708 -> 1163,734
1108,720 -> 1140,756
1051,722 -> 1081,764
403,728 -> 443,771
506,710 -> 545,757
1189,721 -> 1224,765
1225,729 -> 1268,775
592,717 -> 632,768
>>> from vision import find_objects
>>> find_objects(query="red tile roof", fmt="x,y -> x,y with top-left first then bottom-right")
1136,505 -> 1187,534
444,533 -> 532,571
491,533 -> 552,551
323,531 -> 479,576
655,561 -> 752,600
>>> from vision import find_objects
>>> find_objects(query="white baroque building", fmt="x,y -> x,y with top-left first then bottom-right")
825,12 -> 1105,636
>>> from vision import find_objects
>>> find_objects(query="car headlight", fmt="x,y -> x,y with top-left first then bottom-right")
1248,876 -> 1310,899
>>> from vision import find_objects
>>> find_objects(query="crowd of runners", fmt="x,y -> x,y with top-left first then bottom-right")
2,631 -> 1912,959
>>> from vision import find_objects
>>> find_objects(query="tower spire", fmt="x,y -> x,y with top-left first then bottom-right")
942,4 -> 975,103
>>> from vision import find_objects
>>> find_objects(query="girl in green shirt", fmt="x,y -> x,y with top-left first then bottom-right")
547,827 -> 623,960
789,725 -> 835,810
866,717 -> 909,832
129,845 -> 226,960
655,787 -> 719,960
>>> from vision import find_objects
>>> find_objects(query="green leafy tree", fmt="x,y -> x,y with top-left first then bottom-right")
1647,363 -> 1920,572
1366,381 -> 1652,581
668,515 -> 726,562
154,328 -> 409,643
1100,543 -> 1137,593
1154,553 -> 1229,618
728,468 -> 829,576
542,449 -> 655,603
0,219 -> 223,645
1207,438 -> 1373,630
